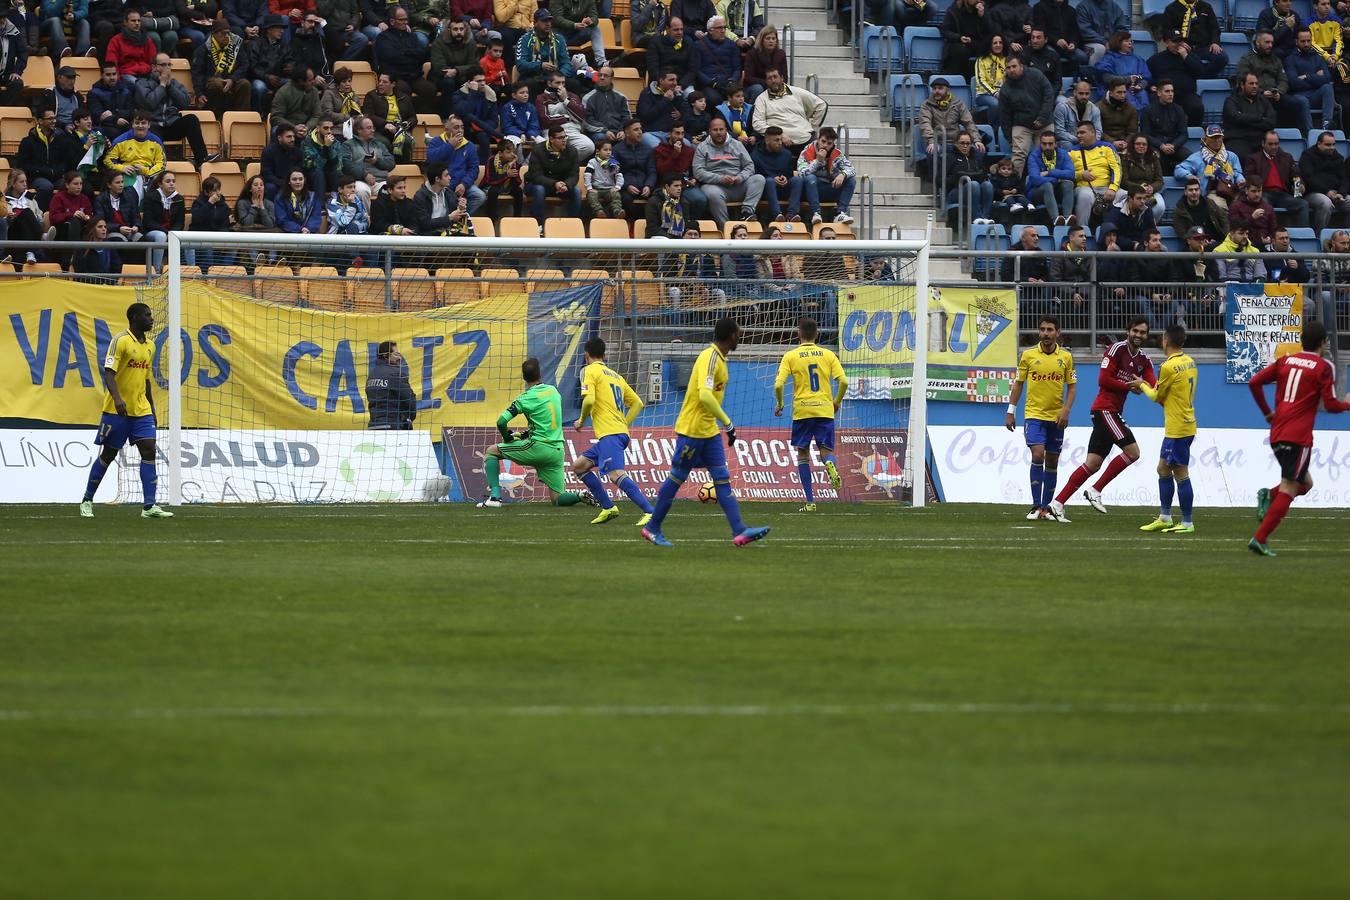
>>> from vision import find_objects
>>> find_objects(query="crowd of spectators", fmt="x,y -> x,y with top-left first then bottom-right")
1,1 -> 861,276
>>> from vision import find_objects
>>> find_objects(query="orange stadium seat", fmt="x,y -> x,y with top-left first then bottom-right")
588,219 -> 631,240
391,268 -> 436,311
167,161 -> 200,204
724,220 -> 763,238
470,216 -> 495,237
208,265 -> 252,295
186,110 -> 222,157
349,268 -> 390,313
170,59 -> 193,96
480,267 -> 521,295
223,111 -> 266,160
626,269 -> 662,309
543,218 -> 585,240
300,266 -> 347,311
499,217 -> 540,239
68,56 -> 100,92
390,164 -> 425,195
254,265 -> 301,304
345,60 -> 377,97
435,267 -> 480,304
525,268 -> 566,292
24,56 -> 54,93
631,219 -> 647,239
202,161 -> 244,200
0,107 -> 34,155
412,113 -> 441,163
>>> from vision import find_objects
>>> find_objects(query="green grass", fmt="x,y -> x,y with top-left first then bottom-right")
2,502 -> 1348,899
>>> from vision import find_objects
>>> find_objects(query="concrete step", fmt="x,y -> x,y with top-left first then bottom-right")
779,10 -> 836,29
827,92 -> 886,109
790,57 -> 859,78
811,74 -> 884,93
825,107 -> 895,128
775,0 -> 833,10
785,26 -> 846,45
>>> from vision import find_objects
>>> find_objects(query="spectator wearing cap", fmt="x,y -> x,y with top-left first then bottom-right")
1175,225 -> 1220,325
919,77 -> 983,165
136,52 -> 212,167
1160,0 -> 1230,78
1174,125 -> 1244,209
646,17 -> 696,93
1147,30 -> 1209,127
515,8 -> 577,97
1245,129 -> 1310,227
40,0 -> 92,59
940,0 -> 989,77
193,19 -> 252,116
1224,72 -> 1278,161
1285,27 -> 1338,131
234,14 -> 293,113
41,65 -> 82,131
1259,0 -> 1304,58
1075,0 -> 1126,66
1172,175 -> 1228,237
375,6 -> 437,113
1300,129 -> 1350,231
1139,79 -> 1190,174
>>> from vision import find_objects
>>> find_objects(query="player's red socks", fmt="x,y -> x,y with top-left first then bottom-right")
1055,465 -> 1091,505
1255,490 -> 1295,543
1092,454 -> 1135,491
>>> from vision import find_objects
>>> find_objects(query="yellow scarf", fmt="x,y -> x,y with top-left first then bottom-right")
1179,0 -> 1198,39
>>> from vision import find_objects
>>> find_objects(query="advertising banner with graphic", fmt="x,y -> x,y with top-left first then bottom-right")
1,278 -> 600,429
839,286 -> 1017,403
1224,283 -> 1303,382
929,425 -> 1350,507
441,426 -> 938,504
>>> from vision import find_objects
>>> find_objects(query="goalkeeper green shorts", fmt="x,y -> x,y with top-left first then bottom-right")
499,439 -> 567,494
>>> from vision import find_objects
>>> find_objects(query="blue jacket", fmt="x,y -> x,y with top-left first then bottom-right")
426,133 -> 480,192
715,100 -> 756,139
514,30 -> 573,77
693,35 -> 741,86
452,87 -> 502,140
1095,51 -> 1150,111
276,190 -> 324,233
1285,46 -> 1333,94
1173,148 -> 1244,195
1024,146 -> 1074,192
499,99 -> 541,139
612,138 -> 656,191
751,143 -> 795,179
1075,0 -> 1127,45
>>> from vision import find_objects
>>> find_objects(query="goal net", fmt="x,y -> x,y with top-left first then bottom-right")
125,231 -> 930,506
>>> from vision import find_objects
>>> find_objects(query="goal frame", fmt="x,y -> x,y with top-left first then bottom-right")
165,233 -> 931,507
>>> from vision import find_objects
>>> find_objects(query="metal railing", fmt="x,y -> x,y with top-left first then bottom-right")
860,173 -> 872,238
782,23 -> 796,85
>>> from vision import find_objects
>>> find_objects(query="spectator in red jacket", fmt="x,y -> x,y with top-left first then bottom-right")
106,10 -> 157,84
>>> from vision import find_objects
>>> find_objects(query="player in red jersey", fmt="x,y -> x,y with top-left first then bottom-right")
1049,317 -> 1156,523
1247,321 -> 1350,556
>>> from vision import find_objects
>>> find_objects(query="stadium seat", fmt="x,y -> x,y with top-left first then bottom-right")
626,268 -> 662,309
724,220 -> 763,238
1286,227 -> 1319,254
223,111 -> 266,160
202,161 -> 244,201
470,215 -> 496,237
119,264 -> 149,283
631,219 -> 647,239
902,27 -> 943,76
614,69 -> 644,105
1274,127 -> 1304,157
888,74 -> 926,123
244,161 -> 261,183
1158,226 -> 1181,251
481,267 -> 521,295
67,55 -> 100,92
589,219 -> 632,239
167,161 -> 200,204
185,110 -> 221,157
526,268 -> 567,292
390,164 -> 425,194
1197,79 -> 1231,127
345,60 -> 377,97
391,268 -> 436,311
1161,176 -> 1184,223
23,262 -> 62,274
1052,224 -> 1098,250
24,55 -> 54,93
349,268 -> 390,312
1231,0 -> 1265,30
933,73 -> 972,111
207,265 -> 251,295
299,266 -> 347,310
861,25 -> 902,75
435,267 -> 481,304
1318,227 -> 1345,246
544,217 -> 586,239
170,58 -> 193,96
499,217 -> 540,238
813,222 -> 853,239
1219,33 -> 1250,77
1333,130 -> 1350,158
1142,0 -> 1170,20
412,113 -> 440,162
254,265 -> 300,304
1129,30 -> 1156,60
0,107 -> 34,155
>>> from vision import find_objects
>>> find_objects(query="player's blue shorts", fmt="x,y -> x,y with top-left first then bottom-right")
94,413 -> 156,450
1159,435 -> 1194,466
1024,418 -> 1064,454
582,433 -> 630,475
670,433 -> 727,479
790,417 -> 836,450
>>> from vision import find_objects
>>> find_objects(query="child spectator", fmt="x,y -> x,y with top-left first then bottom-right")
500,81 -> 542,147
585,138 -> 625,217
480,38 -> 509,92
483,139 -> 525,215
989,157 -> 1032,218
685,91 -> 711,142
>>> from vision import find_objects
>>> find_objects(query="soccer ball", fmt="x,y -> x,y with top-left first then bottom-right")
697,482 -> 717,503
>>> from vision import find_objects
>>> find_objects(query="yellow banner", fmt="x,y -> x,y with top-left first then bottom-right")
839,285 -> 1018,370
1,279 -> 530,429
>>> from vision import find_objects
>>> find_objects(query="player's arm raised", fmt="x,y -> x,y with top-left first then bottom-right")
1248,361 -> 1278,422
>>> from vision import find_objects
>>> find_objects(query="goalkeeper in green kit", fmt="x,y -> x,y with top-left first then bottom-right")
477,358 -> 594,509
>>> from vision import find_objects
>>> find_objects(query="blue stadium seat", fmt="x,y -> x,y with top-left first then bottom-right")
1142,0 -> 1170,21
1220,32 -> 1250,77
861,26 -> 904,75
1286,227 -> 1319,255
969,221 -> 1008,253
1210,0 -> 1231,25
1109,0 -> 1132,27
1274,127 -> 1304,158
1052,224 -> 1098,251
1061,76 -> 1074,95
1158,226 -> 1181,251
1161,176 -> 1185,224
904,26 -> 944,75
1231,0 -> 1265,30
1333,130 -> 1350,158
1197,79 -> 1232,126
1130,30 -> 1157,60
888,74 -> 927,123
933,73 -> 973,110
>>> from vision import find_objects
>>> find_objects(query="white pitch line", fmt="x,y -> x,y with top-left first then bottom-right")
1,700 -> 1345,723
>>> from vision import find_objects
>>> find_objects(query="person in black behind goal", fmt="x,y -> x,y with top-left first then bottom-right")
366,341 -> 418,430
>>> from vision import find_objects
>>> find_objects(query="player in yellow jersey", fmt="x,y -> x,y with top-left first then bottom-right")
573,338 -> 656,526
1138,324 -> 1199,534
774,317 -> 848,512
1005,316 -> 1077,521
641,318 -> 770,548
79,302 -> 173,519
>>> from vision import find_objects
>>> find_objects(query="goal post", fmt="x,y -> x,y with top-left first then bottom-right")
143,231 -> 931,507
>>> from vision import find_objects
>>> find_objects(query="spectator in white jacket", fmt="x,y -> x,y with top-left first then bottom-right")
750,68 -> 827,147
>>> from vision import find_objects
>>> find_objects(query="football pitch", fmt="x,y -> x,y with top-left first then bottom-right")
2,501 -> 1348,899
